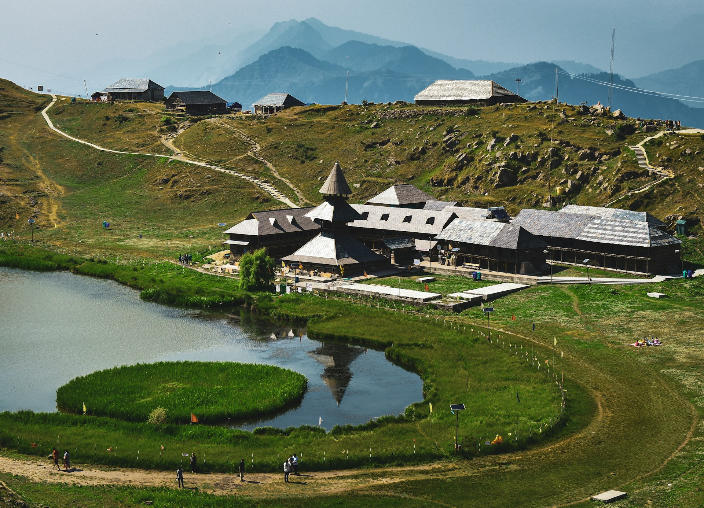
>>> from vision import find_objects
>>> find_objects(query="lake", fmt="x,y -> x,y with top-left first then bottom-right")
0,267 -> 422,429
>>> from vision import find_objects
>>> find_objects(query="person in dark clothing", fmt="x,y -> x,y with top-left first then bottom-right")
239,458 -> 245,481
176,466 -> 184,488
52,448 -> 60,470
190,452 -> 197,473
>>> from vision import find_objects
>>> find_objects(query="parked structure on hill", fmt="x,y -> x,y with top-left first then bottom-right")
414,80 -> 526,106
252,93 -> 305,115
225,170 -> 680,276
165,91 -> 227,114
98,79 -> 164,101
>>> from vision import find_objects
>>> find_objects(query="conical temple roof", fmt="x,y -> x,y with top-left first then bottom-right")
319,162 -> 352,196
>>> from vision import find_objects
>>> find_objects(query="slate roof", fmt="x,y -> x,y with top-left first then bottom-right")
577,218 -> 680,247
382,237 -> 416,250
283,232 -> 385,266
512,209 -> 679,247
167,91 -> 226,105
305,199 -> 362,223
367,184 -> 434,206
560,205 -> 666,228
443,206 -> 492,222
414,80 -> 522,102
252,93 -> 305,108
349,204 -> 456,235
436,219 -> 546,250
104,78 -> 164,92
512,209 -> 595,239
224,207 -> 320,237
320,162 -> 352,196
423,200 -> 457,211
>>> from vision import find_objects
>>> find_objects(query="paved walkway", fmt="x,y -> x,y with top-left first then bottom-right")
41,96 -> 297,207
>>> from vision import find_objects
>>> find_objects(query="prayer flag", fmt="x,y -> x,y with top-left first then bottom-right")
425,283 -> 429,291
561,351 -> 564,358
107,447 -> 113,451
554,337 -> 557,346
83,402 -> 86,414
319,416 -> 323,426
512,315 -> 516,321
160,445 -> 164,450
191,413 -> 198,423
282,261 -> 285,268
429,402 -> 433,413
299,262 -> 302,269
364,270 -> 368,277
16,212 -> 19,219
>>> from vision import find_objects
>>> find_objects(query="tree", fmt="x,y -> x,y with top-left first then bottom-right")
238,248 -> 275,291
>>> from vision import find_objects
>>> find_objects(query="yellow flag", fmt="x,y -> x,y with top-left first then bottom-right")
83,402 -> 86,414
429,402 -> 433,413
299,262 -> 302,269
281,261 -> 285,268
554,337 -> 557,346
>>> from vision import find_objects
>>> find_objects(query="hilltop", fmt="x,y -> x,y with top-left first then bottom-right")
1,79 -> 703,256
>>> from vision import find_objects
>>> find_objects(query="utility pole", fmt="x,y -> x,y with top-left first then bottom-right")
608,28 -> 616,110
515,78 -> 521,96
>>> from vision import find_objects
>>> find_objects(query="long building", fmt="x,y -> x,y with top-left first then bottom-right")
225,166 -> 681,276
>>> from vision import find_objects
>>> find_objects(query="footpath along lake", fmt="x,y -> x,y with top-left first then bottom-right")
0,267 -> 422,429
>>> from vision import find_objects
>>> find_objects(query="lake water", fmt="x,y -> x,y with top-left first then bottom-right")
0,267 -> 422,429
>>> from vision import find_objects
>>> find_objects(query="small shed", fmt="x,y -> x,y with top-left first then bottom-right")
165,91 -> 227,114
252,93 -> 305,115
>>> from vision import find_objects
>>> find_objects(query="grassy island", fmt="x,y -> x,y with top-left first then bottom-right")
56,361 -> 307,424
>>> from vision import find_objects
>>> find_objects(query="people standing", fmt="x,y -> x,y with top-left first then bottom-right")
291,454 -> 299,475
283,458 -> 291,482
63,449 -> 70,471
189,452 -> 197,473
52,448 -> 60,470
239,458 -> 245,482
176,466 -> 184,488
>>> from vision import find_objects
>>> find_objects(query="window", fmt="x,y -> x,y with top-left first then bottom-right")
361,211 -> 369,220
381,213 -> 389,221
426,217 -> 435,225
403,215 -> 412,223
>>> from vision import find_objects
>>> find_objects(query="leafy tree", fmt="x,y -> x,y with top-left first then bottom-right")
238,248 -> 275,291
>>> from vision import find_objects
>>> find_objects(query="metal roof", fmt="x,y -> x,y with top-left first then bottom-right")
224,207 -> 320,237
104,78 -> 164,92
443,206 -> 492,221
414,80 -> 521,102
367,184 -> 434,206
560,205 -> 666,228
436,219 -> 546,249
349,204 -> 455,235
283,232 -> 385,266
319,162 -> 353,196
252,93 -> 305,108
382,237 -> 416,249
166,91 -> 226,105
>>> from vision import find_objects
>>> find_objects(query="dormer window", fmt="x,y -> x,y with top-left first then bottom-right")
403,215 -> 412,223
380,213 -> 390,221
269,217 -> 278,226
426,217 -> 435,225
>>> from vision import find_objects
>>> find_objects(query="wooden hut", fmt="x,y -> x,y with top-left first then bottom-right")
101,78 -> 164,101
414,80 -> 526,106
252,93 -> 305,115
165,91 -> 227,114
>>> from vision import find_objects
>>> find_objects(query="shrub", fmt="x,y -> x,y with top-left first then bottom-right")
147,407 -> 168,427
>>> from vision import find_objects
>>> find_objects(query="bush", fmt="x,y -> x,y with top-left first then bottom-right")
147,407 -> 168,427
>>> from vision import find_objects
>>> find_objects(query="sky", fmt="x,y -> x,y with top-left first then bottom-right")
2,0 -> 703,93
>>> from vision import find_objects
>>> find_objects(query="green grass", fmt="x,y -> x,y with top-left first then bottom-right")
56,362 -> 307,424
359,273 -> 494,295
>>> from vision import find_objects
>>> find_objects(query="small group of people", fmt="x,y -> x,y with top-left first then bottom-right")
665,119 -> 681,131
179,253 -> 192,265
51,447 -> 70,471
176,454 -> 246,488
283,453 -> 299,482
632,336 -> 662,347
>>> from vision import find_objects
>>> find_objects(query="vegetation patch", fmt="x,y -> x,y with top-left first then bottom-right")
56,361 -> 307,424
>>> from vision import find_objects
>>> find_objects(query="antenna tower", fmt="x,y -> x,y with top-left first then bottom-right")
345,71 -> 349,104
608,27 -> 615,109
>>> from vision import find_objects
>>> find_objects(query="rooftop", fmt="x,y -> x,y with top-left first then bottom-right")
283,232 -> 385,266
436,219 -> 546,250
104,78 -> 164,93
367,184 -> 434,206
414,80 -> 522,102
252,93 -> 305,108
167,91 -> 226,105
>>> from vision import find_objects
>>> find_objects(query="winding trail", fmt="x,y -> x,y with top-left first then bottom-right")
41,96 -> 297,208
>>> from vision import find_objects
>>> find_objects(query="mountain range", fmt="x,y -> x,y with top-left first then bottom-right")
107,18 -> 704,127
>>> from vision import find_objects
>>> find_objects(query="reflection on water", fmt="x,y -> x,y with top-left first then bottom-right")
0,267 -> 423,429
308,342 -> 363,405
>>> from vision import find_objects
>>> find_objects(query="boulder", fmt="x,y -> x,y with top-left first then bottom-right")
613,109 -> 626,119
487,138 -> 498,151
494,166 -> 516,186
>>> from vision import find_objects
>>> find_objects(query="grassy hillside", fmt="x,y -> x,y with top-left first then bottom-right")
2,78 -> 703,256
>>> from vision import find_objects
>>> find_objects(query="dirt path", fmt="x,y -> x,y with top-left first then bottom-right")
41,96 -> 296,208
210,118 -> 311,206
